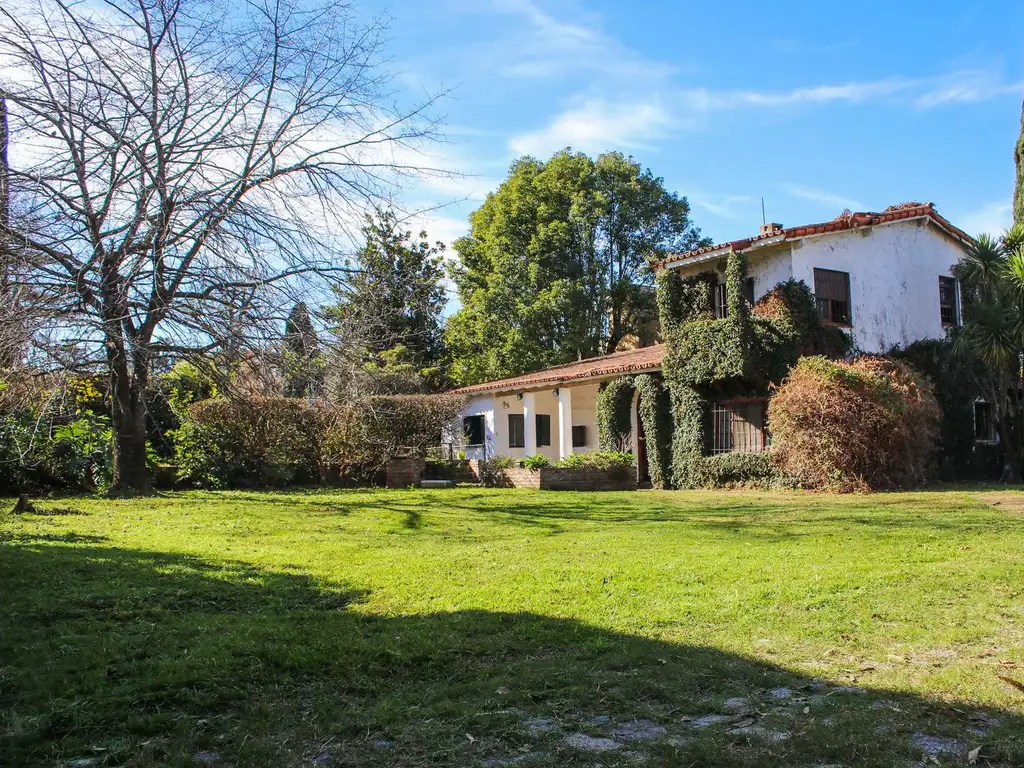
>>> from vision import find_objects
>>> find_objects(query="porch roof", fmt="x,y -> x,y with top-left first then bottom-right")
451,344 -> 664,395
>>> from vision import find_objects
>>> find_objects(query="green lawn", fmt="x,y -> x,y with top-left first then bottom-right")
2,488 -> 1023,767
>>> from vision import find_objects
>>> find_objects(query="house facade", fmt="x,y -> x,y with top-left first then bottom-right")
449,203 -> 977,481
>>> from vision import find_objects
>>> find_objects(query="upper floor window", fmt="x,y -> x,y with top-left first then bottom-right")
508,414 -> 525,448
714,283 -> 728,319
814,268 -> 851,326
713,277 -> 755,319
939,276 -> 959,327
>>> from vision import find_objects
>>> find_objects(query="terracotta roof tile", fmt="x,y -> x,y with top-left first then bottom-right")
653,203 -> 975,270
451,344 -> 664,395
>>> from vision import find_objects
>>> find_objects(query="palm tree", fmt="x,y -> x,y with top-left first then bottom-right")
954,223 -> 1024,481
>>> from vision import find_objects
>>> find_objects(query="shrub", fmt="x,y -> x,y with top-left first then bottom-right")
176,398 -> 323,488
688,452 -> 792,489
768,356 -> 940,491
175,393 -> 467,489
485,455 -> 515,470
554,451 -> 634,470
521,453 -> 551,470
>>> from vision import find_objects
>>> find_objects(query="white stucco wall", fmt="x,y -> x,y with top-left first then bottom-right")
454,381 -> 606,461
788,219 -> 964,353
666,219 -> 966,354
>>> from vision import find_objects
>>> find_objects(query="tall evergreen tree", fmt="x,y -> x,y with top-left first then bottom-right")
282,302 -> 322,398
1015,95 -> 1024,226
445,150 -> 705,386
329,211 -> 447,393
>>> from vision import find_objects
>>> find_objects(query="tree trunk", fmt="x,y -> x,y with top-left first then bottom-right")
995,416 -> 1023,484
1015,95 -> 1024,227
107,334 -> 151,495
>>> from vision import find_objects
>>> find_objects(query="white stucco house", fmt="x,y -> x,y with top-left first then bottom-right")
449,203 -> 978,474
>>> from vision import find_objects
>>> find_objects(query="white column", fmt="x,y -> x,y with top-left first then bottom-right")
522,392 -> 537,455
558,387 -> 573,459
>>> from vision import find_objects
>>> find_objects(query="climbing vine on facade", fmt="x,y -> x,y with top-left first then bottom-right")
596,377 -> 635,452
633,374 -> 673,489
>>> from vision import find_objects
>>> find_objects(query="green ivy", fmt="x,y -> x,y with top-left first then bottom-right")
596,377 -> 635,452
657,252 -> 851,488
633,374 -> 673,489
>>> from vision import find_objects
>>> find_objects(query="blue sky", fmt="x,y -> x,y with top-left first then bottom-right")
367,0 -> 1024,264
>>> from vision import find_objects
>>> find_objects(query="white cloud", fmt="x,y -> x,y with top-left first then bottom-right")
689,192 -> 755,221
509,99 -> 671,157
955,201 -> 1014,238
675,71 -> 1021,116
482,0 -> 674,84
783,184 -> 865,212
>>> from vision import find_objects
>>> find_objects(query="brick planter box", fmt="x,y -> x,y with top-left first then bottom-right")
488,465 -> 637,491
385,458 -> 426,488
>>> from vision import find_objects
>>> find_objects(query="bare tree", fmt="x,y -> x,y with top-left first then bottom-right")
0,0 -> 444,493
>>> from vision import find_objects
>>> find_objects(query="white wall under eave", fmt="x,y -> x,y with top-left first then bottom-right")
789,219 -> 965,353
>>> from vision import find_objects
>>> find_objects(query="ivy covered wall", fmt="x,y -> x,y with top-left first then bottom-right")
656,251 -> 850,488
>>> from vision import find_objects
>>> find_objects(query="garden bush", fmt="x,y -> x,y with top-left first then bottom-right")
768,356 -> 940,491
176,393 -> 466,489
521,454 -> 551,469
554,451 -> 634,470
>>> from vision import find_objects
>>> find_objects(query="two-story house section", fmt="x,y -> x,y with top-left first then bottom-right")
653,202 -> 975,354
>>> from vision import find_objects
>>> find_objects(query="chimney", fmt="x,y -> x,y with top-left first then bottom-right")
759,222 -> 783,238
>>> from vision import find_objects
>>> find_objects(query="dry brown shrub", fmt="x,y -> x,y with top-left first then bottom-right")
768,356 -> 940,491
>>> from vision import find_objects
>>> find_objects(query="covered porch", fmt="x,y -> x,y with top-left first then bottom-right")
449,345 -> 664,471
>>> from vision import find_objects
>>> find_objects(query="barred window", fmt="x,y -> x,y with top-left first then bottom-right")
711,400 -> 768,453
714,283 -> 728,319
939,276 -> 959,327
814,268 -> 851,325
974,402 -> 996,442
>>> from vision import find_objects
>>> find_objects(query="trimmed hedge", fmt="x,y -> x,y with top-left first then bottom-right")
768,356 -> 940,491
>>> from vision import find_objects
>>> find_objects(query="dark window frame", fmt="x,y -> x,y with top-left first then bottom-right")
463,415 -> 485,447
571,425 -> 587,448
813,268 -> 852,326
974,401 -> 997,443
508,414 -> 525,448
714,282 -> 728,319
939,276 -> 959,327
536,414 -> 552,447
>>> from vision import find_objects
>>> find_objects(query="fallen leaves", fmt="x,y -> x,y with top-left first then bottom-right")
968,746 -> 981,764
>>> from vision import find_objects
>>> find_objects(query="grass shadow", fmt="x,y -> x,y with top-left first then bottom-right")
1,538 -> 1021,767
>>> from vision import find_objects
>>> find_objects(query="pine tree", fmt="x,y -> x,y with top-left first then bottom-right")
283,302 -> 322,398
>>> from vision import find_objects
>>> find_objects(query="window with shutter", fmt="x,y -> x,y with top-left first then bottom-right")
536,414 -> 551,447
714,283 -> 728,318
508,414 -> 525,448
813,268 -> 851,325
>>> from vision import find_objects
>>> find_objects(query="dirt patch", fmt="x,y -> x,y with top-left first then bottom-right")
977,492 -> 1024,516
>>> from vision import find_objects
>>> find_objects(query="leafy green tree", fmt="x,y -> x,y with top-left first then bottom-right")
329,211 -> 447,394
1016,96 -> 1024,226
953,224 -> 1024,481
445,150 -> 704,385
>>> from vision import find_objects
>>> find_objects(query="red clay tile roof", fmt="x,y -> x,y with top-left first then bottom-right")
451,344 -> 664,395
653,202 -> 976,270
